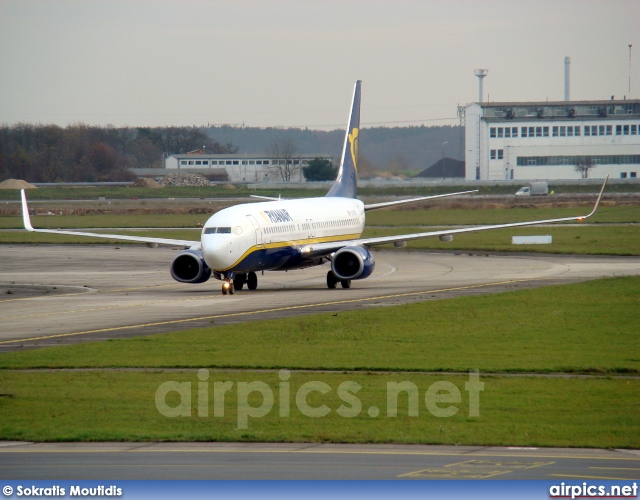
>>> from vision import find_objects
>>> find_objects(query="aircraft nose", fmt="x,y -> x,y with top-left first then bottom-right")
202,236 -> 229,270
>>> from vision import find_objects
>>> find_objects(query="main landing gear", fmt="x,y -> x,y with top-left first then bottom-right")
222,272 -> 258,295
326,271 -> 351,289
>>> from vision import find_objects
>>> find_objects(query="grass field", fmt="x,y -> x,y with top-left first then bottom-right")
1,222 -> 638,255
1,204 -> 639,255
2,182 -> 638,202
365,205 -> 640,226
1,204 -> 639,229
0,371 -> 637,447
1,277 -> 638,447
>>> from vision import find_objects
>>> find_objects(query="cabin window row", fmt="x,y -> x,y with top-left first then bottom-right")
264,218 -> 359,235
265,224 -> 295,234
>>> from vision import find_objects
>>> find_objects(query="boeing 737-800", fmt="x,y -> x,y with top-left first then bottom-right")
20,81 -> 607,295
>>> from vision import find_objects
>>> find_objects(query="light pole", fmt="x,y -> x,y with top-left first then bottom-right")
441,141 -> 448,179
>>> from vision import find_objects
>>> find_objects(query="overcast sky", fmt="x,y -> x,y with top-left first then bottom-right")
1,0 -> 638,130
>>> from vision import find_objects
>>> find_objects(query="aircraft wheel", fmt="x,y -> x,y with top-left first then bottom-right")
221,284 -> 228,295
340,279 -> 351,289
228,283 -> 235,295
233,274 -> 245,291
247,272 -> 258,290
327,271 -> 338,289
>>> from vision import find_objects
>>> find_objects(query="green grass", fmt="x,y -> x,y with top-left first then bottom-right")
363,225 -> 640,256
1,205 -> 639,254
365,205 -> 640,226
0,229 -> 200,244
1,205 -> 638,230
0,370 -> 637,447
0,214 -> 210,229
2,182 -> 637,202
2,277 -> 638,374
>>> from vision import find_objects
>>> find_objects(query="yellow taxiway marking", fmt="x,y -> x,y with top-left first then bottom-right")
0,277 -> 547,345
398,459 -> 553,479
590,466 -> 640,470
549,473 -> 635,480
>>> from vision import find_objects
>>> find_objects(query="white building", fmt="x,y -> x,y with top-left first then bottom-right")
464,100 -> 640,181
165,153 -> 331,183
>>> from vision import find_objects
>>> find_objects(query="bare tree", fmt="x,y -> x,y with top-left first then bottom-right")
268,138 -> 300,182
574,156 -> 596,179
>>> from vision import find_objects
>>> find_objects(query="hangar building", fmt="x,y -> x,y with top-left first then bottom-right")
165,153 -> 331,182
463,99 -> 640,181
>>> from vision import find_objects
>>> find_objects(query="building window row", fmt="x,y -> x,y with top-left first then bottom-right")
490,149 -> 504,160
620,172 -> 638,178
180,159 -> 271,166
516,154 -> 640,167
616,124 -> 638,135
490,124 -> 639,139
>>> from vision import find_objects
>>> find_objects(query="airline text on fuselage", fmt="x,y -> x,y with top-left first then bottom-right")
263,209 -> 293,224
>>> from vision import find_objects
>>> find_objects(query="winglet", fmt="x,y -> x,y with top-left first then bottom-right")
20,189 -> 34,231
580,175 -> 608,220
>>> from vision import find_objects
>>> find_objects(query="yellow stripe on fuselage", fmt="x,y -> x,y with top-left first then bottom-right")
217,232 -> 362,271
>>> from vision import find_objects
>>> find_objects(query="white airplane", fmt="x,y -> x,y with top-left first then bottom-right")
21,81 -> 607,295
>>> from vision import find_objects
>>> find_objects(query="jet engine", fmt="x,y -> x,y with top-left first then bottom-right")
331,246 -> 375,280
170,249 -> 211,284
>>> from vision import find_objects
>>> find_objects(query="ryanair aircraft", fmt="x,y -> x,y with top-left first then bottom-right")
20,81 -> 607,295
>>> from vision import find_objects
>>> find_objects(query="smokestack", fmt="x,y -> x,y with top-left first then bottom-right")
564,57 -> 571,101
475,69 -> 488,103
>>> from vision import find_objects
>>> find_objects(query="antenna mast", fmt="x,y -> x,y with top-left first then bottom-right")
629,44 -> 633,98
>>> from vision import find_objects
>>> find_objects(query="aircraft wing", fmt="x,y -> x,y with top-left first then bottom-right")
363,190 -> 478,211
300,177 -> 607,259
20,190 -> 200,249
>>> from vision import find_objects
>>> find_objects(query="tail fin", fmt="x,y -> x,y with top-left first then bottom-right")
326,80 -> 361,198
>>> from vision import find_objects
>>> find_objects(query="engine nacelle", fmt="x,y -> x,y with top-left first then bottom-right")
331,246 -> 375,280
170,249 -> 211,284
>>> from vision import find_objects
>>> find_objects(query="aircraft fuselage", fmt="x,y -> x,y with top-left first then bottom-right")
201,197 -> 365,273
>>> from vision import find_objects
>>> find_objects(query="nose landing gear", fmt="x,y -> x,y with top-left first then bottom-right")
222,279 -> 234,295
221,271 -> 258,295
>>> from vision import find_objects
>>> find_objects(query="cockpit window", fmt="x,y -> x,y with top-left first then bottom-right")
203,227 -> 232,234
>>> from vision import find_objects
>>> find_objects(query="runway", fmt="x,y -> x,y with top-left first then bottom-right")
1,442 -> 639,480
1,244 -> 639,350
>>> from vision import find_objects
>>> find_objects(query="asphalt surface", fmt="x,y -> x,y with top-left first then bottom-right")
0,442 -> 638,480
1,244 -> 639,350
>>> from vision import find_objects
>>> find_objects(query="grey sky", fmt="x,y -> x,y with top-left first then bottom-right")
1,0 -> 638,129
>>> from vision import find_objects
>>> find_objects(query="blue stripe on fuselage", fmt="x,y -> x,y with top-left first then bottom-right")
226,245 -> 319,273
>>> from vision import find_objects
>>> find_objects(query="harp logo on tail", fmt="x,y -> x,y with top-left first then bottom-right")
349,127 -> 359,173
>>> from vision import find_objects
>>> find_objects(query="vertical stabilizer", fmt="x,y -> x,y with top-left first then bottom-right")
326,80 -> 361,198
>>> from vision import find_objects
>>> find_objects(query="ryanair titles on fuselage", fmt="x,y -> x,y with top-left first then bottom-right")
263,209 -> 293,224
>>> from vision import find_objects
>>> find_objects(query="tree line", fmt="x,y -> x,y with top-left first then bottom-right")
0,122 -> 464,183
0,124 -> 237,182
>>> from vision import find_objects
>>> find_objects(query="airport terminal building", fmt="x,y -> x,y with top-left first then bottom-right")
464,99 -> 640,181
165,153 -> 331,183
